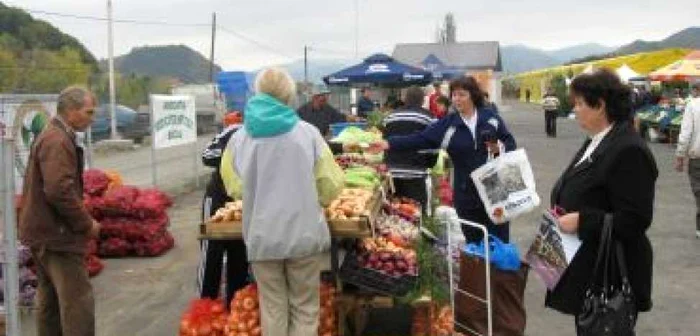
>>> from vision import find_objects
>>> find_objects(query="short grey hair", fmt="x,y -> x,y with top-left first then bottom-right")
57,86 -> 96,115
254,67 -> 296,105
403,86 -> 425,107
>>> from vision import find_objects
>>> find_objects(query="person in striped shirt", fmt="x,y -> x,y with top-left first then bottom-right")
382,86 -> 438,211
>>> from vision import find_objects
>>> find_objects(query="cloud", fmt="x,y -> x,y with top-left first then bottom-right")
9,0 -> 699,71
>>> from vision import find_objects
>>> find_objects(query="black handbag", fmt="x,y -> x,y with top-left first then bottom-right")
576,215 -> 637,336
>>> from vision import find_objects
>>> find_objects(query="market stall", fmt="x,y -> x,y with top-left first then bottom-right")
635,50 -> 700,143
190,124 -> 465,336
323,53 -> 433,88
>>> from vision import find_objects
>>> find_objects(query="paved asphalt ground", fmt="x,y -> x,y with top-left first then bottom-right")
16,100 -> 700,335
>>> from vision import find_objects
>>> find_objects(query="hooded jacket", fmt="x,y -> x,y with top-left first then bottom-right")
220,93 -> 344,261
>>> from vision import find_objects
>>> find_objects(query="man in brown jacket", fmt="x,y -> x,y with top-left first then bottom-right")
19,86 -> 100,336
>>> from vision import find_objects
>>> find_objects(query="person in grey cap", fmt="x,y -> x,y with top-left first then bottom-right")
297,85 -> 354,137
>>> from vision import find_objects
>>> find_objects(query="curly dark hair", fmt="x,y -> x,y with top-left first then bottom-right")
569,69 -> 633,123
449,76 -> 485,108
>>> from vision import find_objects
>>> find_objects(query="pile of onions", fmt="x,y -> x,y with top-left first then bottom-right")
179,299 -> 227,336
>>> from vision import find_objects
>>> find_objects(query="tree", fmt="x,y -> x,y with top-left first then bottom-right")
549,74 -> 572,116
93,72 -> 173,109
0,49 -> 18,91
18,47 -> 91,93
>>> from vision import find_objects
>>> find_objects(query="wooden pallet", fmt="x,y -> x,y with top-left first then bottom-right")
200,185 -> 385,240
199,220 -> 243,240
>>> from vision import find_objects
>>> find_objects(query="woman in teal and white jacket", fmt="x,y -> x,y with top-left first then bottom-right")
220,67 -> 344,336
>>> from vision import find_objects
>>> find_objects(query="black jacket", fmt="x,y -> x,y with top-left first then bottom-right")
547,121 -> 658,315
202,125 -> 240,201
296,102 -> 347,137
382,106 -> 437,172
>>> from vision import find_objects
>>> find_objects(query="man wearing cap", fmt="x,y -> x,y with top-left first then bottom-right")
297,85 -> 354,137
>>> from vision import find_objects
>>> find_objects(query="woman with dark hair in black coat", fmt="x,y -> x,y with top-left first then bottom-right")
547,69 -> 658,334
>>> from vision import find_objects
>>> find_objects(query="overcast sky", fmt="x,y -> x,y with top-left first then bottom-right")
7,0 -> 699,70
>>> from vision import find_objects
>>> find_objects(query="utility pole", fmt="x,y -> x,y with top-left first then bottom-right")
354,0 -> 359,59
107,0 -> 117,139
209,12 -> 217,84
304,46 -> 309,85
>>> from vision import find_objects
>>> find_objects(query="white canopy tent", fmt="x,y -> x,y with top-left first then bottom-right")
581,64 -> 595,75
616,64 -> 642,84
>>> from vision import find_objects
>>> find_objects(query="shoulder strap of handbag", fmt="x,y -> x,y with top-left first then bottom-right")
591,214 -> 614,291
615,240 -> 631,286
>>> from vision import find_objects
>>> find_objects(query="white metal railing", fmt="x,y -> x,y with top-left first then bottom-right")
446,219 -> 492,336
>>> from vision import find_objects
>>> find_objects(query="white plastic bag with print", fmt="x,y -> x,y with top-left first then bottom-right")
470,148 -> 540,224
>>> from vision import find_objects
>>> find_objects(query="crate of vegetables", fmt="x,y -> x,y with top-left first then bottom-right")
199,200 -> 244,240
326,188 -> 383,238
340,242 -> 418,297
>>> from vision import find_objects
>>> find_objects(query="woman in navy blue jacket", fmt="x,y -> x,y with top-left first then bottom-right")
372,76 -> 517,242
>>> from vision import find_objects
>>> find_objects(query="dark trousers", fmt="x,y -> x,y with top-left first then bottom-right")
456,206 -> 510,243
545,110 -> 558,137
197,239 -> 249,305
198,191 -> 249,306
31,247 -> 95,336
393,177 -> 429,213
689,159 -> 700,231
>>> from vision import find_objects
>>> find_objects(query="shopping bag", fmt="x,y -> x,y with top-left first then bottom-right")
525,210 -> 581,290
463,235 -> 521,272
455,250 -> 529,336
470,148 -> 540,224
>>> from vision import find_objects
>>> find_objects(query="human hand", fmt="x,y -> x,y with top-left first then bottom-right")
367,141 -> 389,154
675,156 -> 685,172
485,141 -> 500,155
558,212 -> 579,234
90,220 -> 101,238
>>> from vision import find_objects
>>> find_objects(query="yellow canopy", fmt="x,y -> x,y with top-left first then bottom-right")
648,50 -> 700,81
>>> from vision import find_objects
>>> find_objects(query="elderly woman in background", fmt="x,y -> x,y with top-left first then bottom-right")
220,67 -> 344,336
547,69 -> 657,335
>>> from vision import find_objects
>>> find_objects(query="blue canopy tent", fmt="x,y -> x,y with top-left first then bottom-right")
323,53 -> 433,87
420,54 -> 463,80
217,71 -> 251,112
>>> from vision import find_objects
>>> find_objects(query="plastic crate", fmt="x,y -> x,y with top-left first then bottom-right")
329,122 -> 368,137
340,249 -> 417,297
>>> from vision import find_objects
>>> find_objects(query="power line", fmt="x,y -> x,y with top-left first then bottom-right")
216,26 -> 295,60
13,5 -> 296,61
20,8 -> 210,27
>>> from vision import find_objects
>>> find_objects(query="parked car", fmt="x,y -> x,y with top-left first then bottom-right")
91,104 -> 150,143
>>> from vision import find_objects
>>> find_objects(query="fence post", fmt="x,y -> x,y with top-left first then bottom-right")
2,133 -> 21,336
